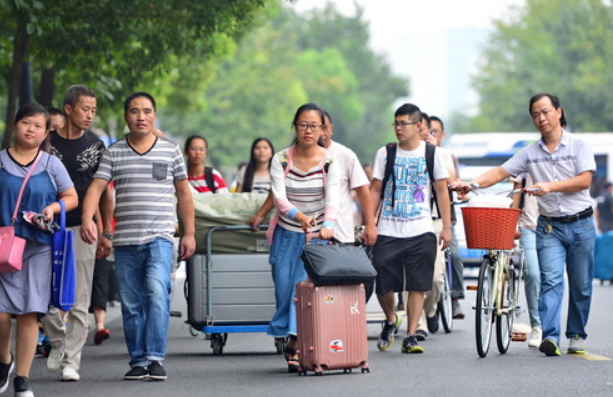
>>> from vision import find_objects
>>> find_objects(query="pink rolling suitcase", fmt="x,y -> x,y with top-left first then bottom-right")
295,281 -> 370,375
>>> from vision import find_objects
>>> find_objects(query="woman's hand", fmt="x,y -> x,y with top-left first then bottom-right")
297,212 -> 314,233
319,226 -> 334,241
41,205 -> 55,222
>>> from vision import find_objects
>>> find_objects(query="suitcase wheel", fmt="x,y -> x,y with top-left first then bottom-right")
343,368 -> 352,373
361,365 -> 370,373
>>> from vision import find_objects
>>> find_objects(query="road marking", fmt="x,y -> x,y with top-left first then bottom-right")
570,352 -> 612,361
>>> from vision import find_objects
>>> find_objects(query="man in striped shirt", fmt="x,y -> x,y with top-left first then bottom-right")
80,92 -> 195,380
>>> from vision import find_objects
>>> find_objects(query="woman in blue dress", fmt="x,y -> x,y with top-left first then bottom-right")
0,103 -> 77,397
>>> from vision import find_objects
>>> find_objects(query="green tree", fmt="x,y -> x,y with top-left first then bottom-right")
0,0 -> 276,148
163,3 -> 408,169
471,0 -> 613,133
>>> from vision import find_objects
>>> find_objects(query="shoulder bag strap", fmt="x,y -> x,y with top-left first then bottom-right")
11,151 -> 44,224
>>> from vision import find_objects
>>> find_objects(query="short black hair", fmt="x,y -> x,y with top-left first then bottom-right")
430,115 -> 444,131
394,103 -> 421,122
63,85 -> 96,107
123,92 -> 157,114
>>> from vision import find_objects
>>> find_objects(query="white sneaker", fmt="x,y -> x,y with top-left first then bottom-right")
47,348 -> 65,372
528,327 -> 542,348
567,335 -> 586,354
62,367 -> 80,381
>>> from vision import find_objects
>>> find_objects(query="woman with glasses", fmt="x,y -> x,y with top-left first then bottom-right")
184,135 -> 228,194
237,138 -> 274,194
266,103 -> 339,372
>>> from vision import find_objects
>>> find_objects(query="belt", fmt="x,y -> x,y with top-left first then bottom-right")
544,207 -> 593,223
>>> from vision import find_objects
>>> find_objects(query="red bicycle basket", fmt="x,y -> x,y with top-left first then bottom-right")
461,207 -> 521,250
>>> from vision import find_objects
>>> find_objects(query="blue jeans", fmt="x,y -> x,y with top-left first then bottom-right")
114,238 -> 173,367
267,226 -> 309,338
519,227 -> 541,329
536,216 -> 595,344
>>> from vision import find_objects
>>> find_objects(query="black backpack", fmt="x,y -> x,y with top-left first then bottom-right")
381,142 -> 440,218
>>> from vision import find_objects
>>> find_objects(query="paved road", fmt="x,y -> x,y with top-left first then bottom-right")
21,271 -> 613,397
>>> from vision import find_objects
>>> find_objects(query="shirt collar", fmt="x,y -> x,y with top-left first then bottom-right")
538,128 -> 568,153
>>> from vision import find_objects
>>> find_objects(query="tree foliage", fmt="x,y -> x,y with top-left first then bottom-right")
161,3 -> 408,169
468,0 -> 613,133
0,0 -> 275,147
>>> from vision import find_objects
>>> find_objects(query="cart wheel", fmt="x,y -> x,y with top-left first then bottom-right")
188,326 -> 199,337
274,337 -> 286,354
211,334 -> 224,355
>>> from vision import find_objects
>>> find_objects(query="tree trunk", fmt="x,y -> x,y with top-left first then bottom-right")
39,68 -> 55,108
2,16 -> 30,149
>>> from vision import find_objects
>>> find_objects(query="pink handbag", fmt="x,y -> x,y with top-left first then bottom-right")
0,151 -> 43,273
0,227 -> 26,273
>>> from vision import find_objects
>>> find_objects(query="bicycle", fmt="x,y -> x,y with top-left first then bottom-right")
458,187 -> 537,357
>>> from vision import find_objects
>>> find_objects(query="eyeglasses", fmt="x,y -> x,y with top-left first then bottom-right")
296,123 -> 323,132
392,121 -> 419,128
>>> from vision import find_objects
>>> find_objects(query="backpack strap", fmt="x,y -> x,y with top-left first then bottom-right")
382,142 -> 397,209
425,142 -> 441,219
204,167 -> 217,194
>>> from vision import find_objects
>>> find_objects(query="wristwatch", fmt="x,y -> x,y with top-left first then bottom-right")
102,232 -> 113,240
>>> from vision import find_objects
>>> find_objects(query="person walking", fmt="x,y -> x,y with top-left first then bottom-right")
80,92 -> 196,380
44,85 -> 113,382
453,93 -> 596,357
265,103 -> 339,372
370,103 -> 451,354
237,138 -> 274,194
0,103 -> 78,396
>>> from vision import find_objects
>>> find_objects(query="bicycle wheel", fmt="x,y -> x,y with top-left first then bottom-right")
475,257 -> 495,358
496,261 -> 515,354
438,265 -> 453,333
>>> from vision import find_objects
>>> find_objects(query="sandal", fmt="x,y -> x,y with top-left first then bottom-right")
283,346 -> 300,373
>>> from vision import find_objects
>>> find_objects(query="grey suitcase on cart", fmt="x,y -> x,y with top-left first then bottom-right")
185,225 -> 276,329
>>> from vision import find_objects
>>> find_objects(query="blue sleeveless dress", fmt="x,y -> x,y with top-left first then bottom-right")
0,151 -> 58,314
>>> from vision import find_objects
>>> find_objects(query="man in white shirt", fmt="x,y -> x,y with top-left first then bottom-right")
370,103 -> 451,354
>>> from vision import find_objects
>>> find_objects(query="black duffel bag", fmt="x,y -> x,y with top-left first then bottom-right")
301,238 -> 377,286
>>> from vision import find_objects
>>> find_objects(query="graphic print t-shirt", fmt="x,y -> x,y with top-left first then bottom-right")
49,130 -> 105,227
372,141 -> 449,238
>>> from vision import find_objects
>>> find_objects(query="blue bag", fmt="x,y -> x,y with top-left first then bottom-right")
51,200 -> 76,311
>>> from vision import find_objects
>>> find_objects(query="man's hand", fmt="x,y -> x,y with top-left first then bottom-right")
361,224 -> 378,246
530,182 -> 552,196
248,213 -> 266,231
179,234 -> 196,260
439,227 -> 452,250
96,237 -> 112,259
80,219 -> 98,244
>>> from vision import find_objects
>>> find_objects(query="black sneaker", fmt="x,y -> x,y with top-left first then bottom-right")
0,353 -> 14,394
13,376 -> 33,397
427,315 -> 439,334
377,313 -> 402,351
401,335 -> 425,354
147,361 -> 167,381
124,366 -> 148,380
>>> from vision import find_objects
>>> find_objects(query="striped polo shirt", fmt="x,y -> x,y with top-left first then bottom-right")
94,136 -> 187,246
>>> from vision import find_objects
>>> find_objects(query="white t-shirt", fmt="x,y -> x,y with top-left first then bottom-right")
372,141 -> 449,238
327,141 -> 370,243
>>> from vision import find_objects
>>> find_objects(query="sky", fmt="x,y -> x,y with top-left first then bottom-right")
290,0 -> 525,124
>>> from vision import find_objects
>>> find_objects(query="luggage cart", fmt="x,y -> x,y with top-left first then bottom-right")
185,225 -> 285,355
